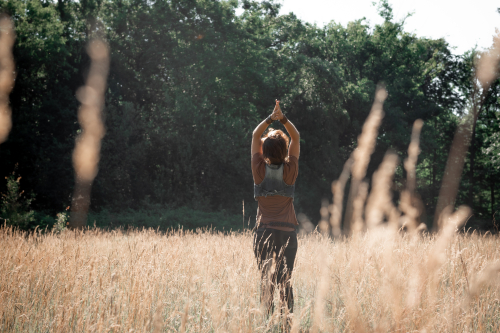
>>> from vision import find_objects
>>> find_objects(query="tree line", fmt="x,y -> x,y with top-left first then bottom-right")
0,0 -> 499,230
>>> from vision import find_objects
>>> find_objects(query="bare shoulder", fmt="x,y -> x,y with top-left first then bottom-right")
283,156 -> 299,185
287,155 -> 299,165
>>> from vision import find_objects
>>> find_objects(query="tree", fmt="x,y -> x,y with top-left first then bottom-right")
2,0 -> 493,230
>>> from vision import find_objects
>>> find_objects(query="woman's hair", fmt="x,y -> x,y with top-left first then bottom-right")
262,129 -> 289,165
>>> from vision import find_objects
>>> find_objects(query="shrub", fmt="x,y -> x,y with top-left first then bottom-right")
0,173 -> 35,230
53,212 -> 68,233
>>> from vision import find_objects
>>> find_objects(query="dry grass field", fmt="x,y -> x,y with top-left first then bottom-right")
1,224 -> 500,332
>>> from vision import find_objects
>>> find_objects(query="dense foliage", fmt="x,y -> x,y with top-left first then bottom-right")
0,0 -> 499,230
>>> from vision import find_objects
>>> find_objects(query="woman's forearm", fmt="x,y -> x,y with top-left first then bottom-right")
283,116 -> 300,158
283,119 -> 299,141
251,116 -> 272,156
273,101 -> 299,141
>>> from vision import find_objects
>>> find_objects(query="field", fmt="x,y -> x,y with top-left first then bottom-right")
1,225 -> 500,332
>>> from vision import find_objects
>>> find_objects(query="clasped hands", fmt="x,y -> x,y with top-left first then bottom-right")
270,100 -> 284,121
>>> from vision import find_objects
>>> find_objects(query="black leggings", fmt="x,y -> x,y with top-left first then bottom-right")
253,228 -> 298,315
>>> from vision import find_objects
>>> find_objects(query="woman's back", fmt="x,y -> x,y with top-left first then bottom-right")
252,154 -> 299,231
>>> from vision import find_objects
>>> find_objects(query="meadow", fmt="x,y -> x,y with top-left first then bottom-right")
2,9 -> 500,333
1,224 -> 500,332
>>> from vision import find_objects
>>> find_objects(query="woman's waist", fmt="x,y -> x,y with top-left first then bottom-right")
257,221 -> 297,230
256,210 -> 298,227
256,195 -> 294,208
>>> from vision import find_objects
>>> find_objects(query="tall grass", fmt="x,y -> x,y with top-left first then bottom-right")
1,226 -> 499,332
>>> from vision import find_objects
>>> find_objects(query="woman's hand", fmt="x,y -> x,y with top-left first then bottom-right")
253,100 -> 280,156
271,100 -> 283,120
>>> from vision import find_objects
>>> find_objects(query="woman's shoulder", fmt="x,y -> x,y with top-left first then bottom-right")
287,155 -> 298,165
252,153 -> 265,170
284,156 -> 298,170
283,156 -> 299,185
252,153 -> 264,161
252,153 -> 266,184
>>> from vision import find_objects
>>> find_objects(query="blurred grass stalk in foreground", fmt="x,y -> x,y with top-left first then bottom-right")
0,16 -> 15,145
70,39 -> 109,229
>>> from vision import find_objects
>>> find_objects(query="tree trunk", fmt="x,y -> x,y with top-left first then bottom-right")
69,179 -> 92,229
432,119 -> 437,205
432,148 -> 437,203
467,117 -> 478,209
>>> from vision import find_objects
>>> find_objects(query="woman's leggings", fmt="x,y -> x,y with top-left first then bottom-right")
253,228 -> 298,315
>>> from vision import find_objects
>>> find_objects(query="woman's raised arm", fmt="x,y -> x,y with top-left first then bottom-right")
273,101 -> 300,159
251,102 -> 280,156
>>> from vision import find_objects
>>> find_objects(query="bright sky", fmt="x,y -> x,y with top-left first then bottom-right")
248,0 -> 500,55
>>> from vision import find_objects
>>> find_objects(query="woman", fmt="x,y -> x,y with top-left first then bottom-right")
252,100 -> 300,318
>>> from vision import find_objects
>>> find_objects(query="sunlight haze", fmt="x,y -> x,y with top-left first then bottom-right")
274,0 -> 499,55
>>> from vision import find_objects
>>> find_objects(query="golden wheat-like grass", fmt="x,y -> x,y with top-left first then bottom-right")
1,226 -> 499,332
